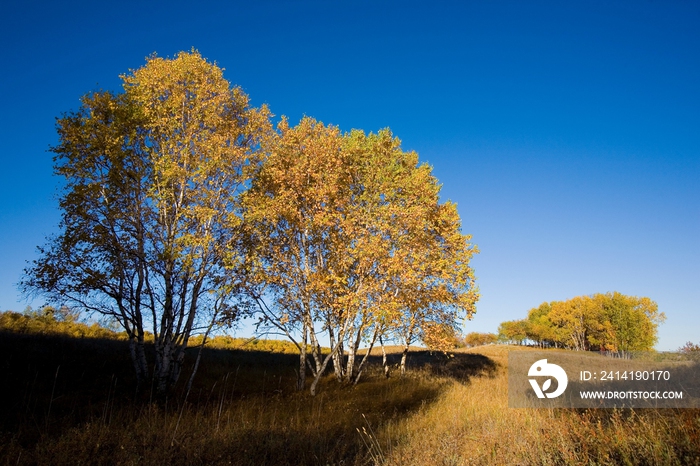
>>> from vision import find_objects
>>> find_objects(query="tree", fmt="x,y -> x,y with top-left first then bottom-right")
548,296 -> 607,351
382,183 -> 478,375
679,342 -> 700,362
597,292 -> 665,354
502,292 -> 665,352
679,342 -> 700,353
497,319 -> 529,345
240,118 -> 478,393
461,332 -> 498,348
336,128 -> 477,381
22,50 -> 270,394
525,302 -> 562,348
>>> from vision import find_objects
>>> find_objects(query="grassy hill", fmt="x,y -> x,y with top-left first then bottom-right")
0,325 -> 698,465
381,345 -> 700,465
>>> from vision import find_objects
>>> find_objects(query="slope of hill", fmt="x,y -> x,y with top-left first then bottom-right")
0,324 -> 697,465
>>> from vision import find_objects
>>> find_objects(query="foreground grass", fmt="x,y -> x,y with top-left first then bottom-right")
380,346 -> 700,466
0,331 -> 490,465
0,332 -> 697,465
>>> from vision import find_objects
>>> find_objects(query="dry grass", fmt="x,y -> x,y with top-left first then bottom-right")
379,345 -> 700,466
0,332 -> 481,465
0,333 -> 698,465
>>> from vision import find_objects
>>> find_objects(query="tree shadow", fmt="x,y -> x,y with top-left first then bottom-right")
168,346 -> 500,465
352,348 -> 499,383
0,333 -> 498,465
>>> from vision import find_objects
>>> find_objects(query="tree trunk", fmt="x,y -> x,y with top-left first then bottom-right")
135,334 -> 149,384
351,326 -> 380,385
380,336 -> 390,378
155,340 -> 173,395
309,334 -> 348,396
331,330 -> 345,382
305,315 -> 324,376
185,330 -> 213,398
344,344 -> 356,383
309,349 -> 335,396
128,336 -> 145,387
297,327 -> 308,391
400,344 -> 409,376
169,282 -> 202,390
344,321 -> 367,384
399,322 -> 416,377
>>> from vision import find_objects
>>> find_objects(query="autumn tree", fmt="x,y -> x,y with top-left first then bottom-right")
461,332 -> 498,348
240,117 -> 350,394
240,118 -> 478,393
336,129 -> 477,381
597,292 -> 665,354
679,342 -> 700,354
501,292 -> 665,352
22,51 -> 270,394
497,319 -> 529,345
380,178 -> 478,375
679,342 -> 700,361
525,302 -> 564,348
548,296 -> 608,351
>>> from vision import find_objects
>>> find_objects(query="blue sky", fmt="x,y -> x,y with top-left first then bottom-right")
1,1 -> 698,350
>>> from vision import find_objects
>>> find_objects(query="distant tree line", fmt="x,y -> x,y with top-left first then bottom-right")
497,292 -> 665,354
21,50 -> 479,395
458,332 -> 498,348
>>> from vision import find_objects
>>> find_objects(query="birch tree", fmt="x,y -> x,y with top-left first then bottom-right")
548,296 -> 604,351
597,292 -> 665,354
22,50 -> 270,394
241,119 -> 478,391
387,196 -> 479,375
511,293 -> 665,352
240,117 -> 352,395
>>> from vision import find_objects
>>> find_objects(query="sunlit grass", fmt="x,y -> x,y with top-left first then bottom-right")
0,331 -> 697,465
381,345 -> 700,466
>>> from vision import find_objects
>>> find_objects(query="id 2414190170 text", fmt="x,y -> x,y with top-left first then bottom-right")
581,370 -> 671,382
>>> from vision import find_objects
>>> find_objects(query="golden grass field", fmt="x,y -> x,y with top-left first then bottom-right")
0,331 -> 698,465
378,345 -> 700,465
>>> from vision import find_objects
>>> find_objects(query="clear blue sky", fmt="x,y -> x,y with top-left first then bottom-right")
1,1 -> 698,350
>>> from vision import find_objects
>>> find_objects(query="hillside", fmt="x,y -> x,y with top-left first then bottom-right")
0,328 -> 698,465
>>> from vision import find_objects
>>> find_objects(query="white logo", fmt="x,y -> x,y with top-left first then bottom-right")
528,359 -> 568,398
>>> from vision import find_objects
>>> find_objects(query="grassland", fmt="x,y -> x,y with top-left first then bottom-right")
0,330 -> 698,465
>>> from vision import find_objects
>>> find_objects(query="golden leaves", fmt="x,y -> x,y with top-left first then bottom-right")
514,292 -> 664,351
243,116 -> 479,353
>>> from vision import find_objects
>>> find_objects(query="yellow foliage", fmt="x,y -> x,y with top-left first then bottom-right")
0,310 -> 126,340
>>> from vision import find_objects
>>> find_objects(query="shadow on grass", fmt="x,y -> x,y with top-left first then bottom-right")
0,332 -> 498,465
372,349 -> 499,381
